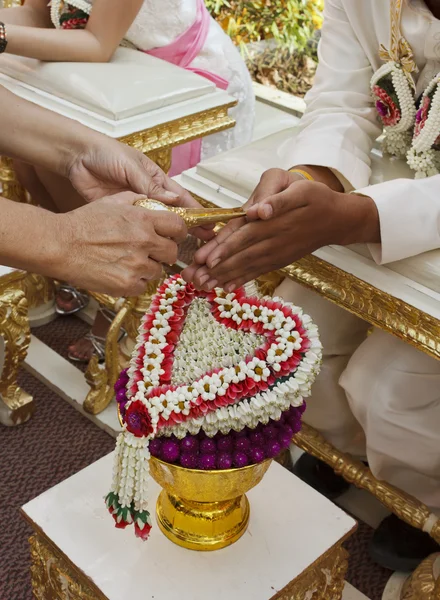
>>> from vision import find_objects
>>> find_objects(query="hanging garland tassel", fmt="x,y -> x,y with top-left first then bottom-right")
105,432 -> 153,540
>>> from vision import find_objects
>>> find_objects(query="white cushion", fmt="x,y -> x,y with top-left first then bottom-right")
193,128 -> 440,296
0,48 -> 214,120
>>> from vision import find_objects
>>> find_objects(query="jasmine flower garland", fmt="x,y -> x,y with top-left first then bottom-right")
107,275 -> 322,540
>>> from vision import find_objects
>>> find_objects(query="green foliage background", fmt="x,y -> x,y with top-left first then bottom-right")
205,0 -> 323,56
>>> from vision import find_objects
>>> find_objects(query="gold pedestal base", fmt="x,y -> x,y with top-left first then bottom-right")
156,489 -> 250,551
150,456 -> 272,552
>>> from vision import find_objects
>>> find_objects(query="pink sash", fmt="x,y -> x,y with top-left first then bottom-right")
145,0 -> 229,176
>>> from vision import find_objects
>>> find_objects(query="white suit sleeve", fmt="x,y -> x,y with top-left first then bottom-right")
287,0 -> 382,191
355,176 -> 440,264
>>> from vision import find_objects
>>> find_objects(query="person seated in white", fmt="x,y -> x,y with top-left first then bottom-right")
0,0 -> 254,362
184,0 -> 440,572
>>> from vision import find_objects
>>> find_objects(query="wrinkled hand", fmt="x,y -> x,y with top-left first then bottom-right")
67,138 -> 213,240
182,174 -> 379,291
56,192 -> 187,296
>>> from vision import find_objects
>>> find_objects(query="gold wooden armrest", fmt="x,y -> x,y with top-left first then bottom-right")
293,423 -> 440,545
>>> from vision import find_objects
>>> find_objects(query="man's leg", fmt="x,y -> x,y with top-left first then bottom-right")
341,329 -> 440,570
275,278 -> 370,454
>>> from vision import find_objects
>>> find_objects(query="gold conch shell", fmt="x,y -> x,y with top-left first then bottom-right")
133,198 -> 246,228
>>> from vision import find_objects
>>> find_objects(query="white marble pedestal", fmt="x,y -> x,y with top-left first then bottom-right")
21,455 -> 363,600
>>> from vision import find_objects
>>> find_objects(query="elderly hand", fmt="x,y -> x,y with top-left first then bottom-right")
55,192 -> 187,296
182,178 -> 380,291
67,138 -> 213,241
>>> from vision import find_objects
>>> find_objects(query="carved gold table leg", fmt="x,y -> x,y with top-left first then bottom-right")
0,289 -> 33,426
84,297 -> 137,415
293,423 -> 440,545
29,534 -> 104,600
274,543 -> 348,599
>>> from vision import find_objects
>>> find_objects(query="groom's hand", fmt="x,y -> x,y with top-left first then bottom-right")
182,180 -> 379,291
181,168 -> 305,285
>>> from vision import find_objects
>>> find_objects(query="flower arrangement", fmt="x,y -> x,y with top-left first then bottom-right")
107,275 -> 322,540
372,40 -> 440,177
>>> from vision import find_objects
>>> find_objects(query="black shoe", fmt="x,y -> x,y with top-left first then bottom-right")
370,514 -> 440,572
292,454 -> 350,500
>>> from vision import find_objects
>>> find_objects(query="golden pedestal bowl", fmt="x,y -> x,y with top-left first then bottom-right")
149,456 -> 272,551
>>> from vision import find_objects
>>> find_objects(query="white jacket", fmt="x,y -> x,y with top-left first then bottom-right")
287,0 -> 440,264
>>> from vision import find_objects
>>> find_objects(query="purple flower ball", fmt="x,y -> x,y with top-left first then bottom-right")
263,424 -> 279,439
200,438 -> 216,454
180,436 -> 199,454
180,452 -> 198,469
198,454 -> 216,470
249,447 -> 266,464
234,429 -> 248,438
217,437 -> 234,452
249,431 -> 265,447
282,424 -> 294,439
161,440 -> 180,463
265,440 -> 282,458
233,451 -> 249,468
287,415 -> 302,434
116,389 -> 127,403
114,378 -> 125,392
217,452 -> 233,470
279,433 -> 293,449
235,437 -> 250,453
149,438 -> 162,457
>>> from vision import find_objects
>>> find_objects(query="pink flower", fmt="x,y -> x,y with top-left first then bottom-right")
415,96 -> 431,137
125,400 -> 153,438
372,85 -> 401,127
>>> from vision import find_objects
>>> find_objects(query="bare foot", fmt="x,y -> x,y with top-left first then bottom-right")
68,336 -> 95,362
56,287 -> 89,314
67,310 -> 111,363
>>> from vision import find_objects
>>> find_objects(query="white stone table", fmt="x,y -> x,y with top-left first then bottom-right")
22,454 -> 358,600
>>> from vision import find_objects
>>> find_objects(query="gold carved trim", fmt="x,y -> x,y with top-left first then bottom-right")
120,103 -> 236,154
293,423 -> 440,545
0,287 -> 33,424
400,553 -> 440,599
29,533 -> 106,600
84,297 -> 136,415
272,542 -> 349,600
0,155 -> 28,203
16,273 -> 55,310
282,256 -> 440,362
148,147 -> 172,174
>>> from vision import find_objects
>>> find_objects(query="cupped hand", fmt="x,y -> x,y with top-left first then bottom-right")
56,191 -> 187,297
181,168 -> 305,285
182,179 -> 378,291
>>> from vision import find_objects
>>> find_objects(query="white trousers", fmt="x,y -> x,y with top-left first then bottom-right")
276,279 -> 440,514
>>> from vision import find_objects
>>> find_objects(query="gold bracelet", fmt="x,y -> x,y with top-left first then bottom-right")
289,168 -> 315,181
